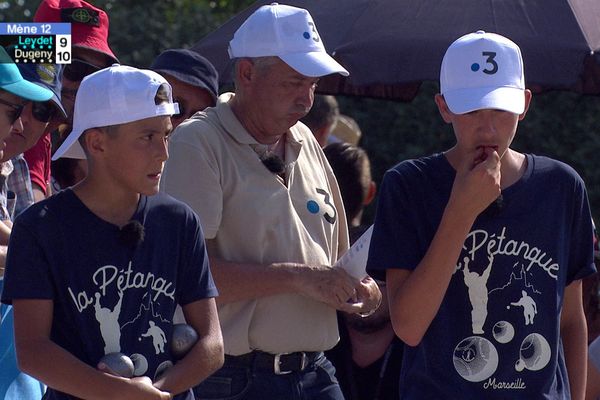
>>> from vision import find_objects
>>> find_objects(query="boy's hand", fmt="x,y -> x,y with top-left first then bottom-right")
120,376 -> 172,400
449,146 -> 501,218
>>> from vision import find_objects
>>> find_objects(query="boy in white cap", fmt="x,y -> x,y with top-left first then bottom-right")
161,3 -> 381,399
1,65 -> 224,399
367,31 -> 594,399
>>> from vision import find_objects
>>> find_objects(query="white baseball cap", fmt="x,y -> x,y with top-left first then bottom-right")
52,64 -> 179,160
440,30 -> 525,115
228,2 -> 349,78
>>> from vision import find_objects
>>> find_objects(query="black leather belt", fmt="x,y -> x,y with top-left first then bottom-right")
226,351 -> 322,375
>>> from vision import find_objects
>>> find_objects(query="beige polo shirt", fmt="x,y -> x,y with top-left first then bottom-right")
161,93 -> 349,355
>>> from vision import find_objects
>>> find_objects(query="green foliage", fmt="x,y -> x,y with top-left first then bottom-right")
0,0 -> 255,66
340,86 -> 600,226
515,91 -> 600,223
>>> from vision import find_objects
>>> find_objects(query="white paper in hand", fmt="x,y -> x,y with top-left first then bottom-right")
334,225 -> 373,280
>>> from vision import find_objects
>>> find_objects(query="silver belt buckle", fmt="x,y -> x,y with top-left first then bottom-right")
274,352 -> 308,375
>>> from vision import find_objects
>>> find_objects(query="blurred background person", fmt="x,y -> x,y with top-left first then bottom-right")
32,0 -> 118,194
4,64 -> 68,218
324,142 -> 402,400
0,46 -> 53,400
330,114 -> 362,146
301,94 -> 339,147
151,48 -> 219,128
324,142 -> 376,241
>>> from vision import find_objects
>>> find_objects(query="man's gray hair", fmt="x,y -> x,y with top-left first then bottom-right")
233,56 -> 280,87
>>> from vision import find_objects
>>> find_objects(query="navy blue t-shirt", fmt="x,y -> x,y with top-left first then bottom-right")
1,189 -> 218,400
367,153 -> 595,399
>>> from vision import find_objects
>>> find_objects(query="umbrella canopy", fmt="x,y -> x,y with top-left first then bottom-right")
194,0 -> 600,101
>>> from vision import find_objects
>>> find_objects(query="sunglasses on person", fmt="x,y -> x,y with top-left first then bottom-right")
63,58 -> 102,82
32,101 -> 57,123
0,98 -> 25,125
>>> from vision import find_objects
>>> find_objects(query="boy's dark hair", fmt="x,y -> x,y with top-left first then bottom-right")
301,95 -> 339,132
323,142 -> 371,223
154,83 -> 170,105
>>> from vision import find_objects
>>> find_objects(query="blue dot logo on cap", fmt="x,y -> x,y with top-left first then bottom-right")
307,200 -> 320,214
303,32 -> 310,39
471,63 -> 480,72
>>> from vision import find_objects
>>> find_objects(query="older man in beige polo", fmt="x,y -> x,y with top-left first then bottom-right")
160,3 -> 381,399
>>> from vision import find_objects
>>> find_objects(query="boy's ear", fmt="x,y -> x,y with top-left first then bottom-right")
82,127 -> 108,157
364,181 -> 377,206
518,89 -> 533,121
434,94 -> 453,123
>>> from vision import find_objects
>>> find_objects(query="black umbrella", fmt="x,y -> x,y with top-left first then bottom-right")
193,0 -> 600,101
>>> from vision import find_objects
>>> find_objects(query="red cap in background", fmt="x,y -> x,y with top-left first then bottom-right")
34,0 -> 119,64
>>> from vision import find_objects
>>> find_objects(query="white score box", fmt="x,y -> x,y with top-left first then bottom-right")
55,34 -> 71,64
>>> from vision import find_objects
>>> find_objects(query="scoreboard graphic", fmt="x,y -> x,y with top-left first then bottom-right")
0,23 -> 71,64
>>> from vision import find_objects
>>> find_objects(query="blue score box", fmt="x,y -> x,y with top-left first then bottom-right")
0,22 -> 71,64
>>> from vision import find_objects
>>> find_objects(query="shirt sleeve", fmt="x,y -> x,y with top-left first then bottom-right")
566,175 -> 596,283
176,211 -> 218,306
366,167 -> 421,280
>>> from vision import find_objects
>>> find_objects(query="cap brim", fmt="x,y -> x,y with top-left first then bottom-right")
279,52 -> 349,77
51,94 -> 68,118
73,41 -> 119,65
444,86 -> 525,115
30,82 -> 68,119
52,129 -> 86,160
3,80 -> 53,102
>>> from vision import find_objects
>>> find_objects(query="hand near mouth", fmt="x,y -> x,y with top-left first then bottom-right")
472,146 -> 498,168
448,146 -> 502,219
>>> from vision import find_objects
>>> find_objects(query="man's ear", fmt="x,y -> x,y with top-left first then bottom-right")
434,93 -> 453,124
236,58 -> 255,86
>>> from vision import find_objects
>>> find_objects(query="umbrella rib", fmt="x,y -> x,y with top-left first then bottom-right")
565,0 -> 600,52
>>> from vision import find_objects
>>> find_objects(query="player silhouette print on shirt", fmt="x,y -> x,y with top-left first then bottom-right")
140,320 -> 167,355
462,255 -> 493,334
68,261 -> 177,380
94,290 -> 123,354
451,226 -> 555,388
509,290 -> 538,325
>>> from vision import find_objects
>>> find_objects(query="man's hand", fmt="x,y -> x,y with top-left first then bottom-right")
352,276 -> 382,315
295,265 -> 361,312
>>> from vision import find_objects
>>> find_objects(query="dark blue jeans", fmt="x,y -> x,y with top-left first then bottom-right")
193,352 -> 345,400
